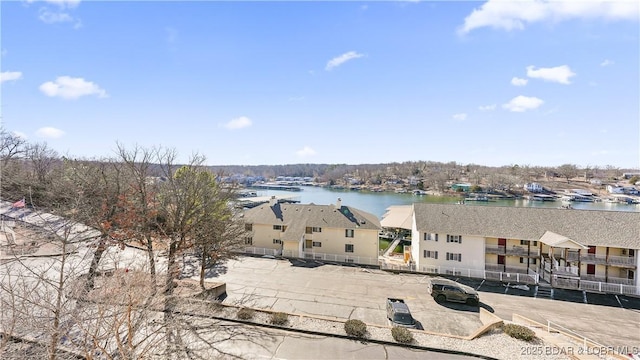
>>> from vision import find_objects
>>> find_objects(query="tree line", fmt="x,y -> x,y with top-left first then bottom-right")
1,130 -> 251,359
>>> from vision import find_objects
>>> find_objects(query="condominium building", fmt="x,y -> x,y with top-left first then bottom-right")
242,198 -> 381,265
384,203 -> 639,294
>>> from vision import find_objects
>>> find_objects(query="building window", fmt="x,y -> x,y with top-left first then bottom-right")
531,258 -> 537,265
424,233 -> 438,241
273,225 -> 282,231
446,252 -> 462,262
447,235 -> 462,243
520,240 -> 529,246
244,237 -> 253,245
312,227 -> 322,233
532,241 -> 538,247
312,241 -> 322,247
273,239 -> 282,245
305,227 -> 312,234
445,270 -> 462,276
345,229 -> 354,238
245,223 -> 253,231
423,250 -> 438,259
345,244 -> 354,253
519,257 -> 524,263
346,258 -> 354,263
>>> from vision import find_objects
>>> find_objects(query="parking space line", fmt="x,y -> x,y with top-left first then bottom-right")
583,291 -> 587,304
504,283 -> 510,294
476,280 -> 484,291
615,295 -> 623,308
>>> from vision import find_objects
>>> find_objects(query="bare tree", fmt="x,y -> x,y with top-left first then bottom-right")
26,142 -> 59,184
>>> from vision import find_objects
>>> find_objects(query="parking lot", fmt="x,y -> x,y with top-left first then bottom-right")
211,256 -> 640,349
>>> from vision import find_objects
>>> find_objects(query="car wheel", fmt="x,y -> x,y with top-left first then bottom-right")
436,294 -> 446,303
466,298 -> 478,306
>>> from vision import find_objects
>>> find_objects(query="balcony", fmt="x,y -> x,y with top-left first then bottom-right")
580,254 -> 607,265
607,255 -> 637,268
485,245 -> 505,254
505,246 -> 541,257
485,264 -> 504,272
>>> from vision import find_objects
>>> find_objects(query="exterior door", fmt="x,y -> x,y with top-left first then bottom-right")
498,238 -> 506,247
498,255 -> 505,265
305,239 -> 312,249
587,264 -> 595,275
588,246 -> 596,254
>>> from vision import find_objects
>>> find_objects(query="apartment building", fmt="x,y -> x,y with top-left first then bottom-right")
395,203 -> 639,293
243,198 -> 381,265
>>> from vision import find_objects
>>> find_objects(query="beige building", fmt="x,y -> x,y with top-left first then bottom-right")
243,198 -> 381,265
383,203 -> 639,294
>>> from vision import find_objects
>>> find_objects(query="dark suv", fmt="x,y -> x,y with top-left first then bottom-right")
428,278 -> 479,306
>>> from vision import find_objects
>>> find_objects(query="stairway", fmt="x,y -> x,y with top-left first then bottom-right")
535,285 -> 554,299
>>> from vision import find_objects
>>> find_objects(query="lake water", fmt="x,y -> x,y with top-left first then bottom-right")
255,186 -> 640,218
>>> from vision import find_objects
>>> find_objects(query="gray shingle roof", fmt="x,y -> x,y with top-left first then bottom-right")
413,203 -> 640,249
244,202 -> 382,231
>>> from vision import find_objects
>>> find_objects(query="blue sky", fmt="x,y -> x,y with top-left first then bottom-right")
2,0 -> 639,168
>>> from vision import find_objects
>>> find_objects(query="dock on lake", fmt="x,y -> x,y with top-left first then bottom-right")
249,184 -> 302,191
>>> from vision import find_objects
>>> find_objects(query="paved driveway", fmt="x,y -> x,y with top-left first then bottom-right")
211,256 -> 640,349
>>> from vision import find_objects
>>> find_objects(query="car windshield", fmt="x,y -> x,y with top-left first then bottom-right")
394,313 -> 415,325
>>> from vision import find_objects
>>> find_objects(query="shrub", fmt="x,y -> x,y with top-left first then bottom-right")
391,326 -> 413,344
236,308 -> 255,320
503,324 -> 536,342
270,312 -> 288,326
344,319 -> 367,338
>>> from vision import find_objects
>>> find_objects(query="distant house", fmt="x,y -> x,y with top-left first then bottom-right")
524,183 -> 543,193
242,198 -> 381,265
607,185 -> 625,194
623,173 -> 640,179
589,179 -> 603,186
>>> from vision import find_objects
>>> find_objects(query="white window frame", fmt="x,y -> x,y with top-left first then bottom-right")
447,235 -> 461,243
345,229 -> 354,238
272,239 -> 282,245
345,244 -> 354,253
312,241 -> 322,247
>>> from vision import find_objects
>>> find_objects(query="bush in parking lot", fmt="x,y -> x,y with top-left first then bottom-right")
503,324 -> 536,342
270,312 -> 289,326
344,319 -> 367,338
391,326 -> 413,344
236,307 -> 255,320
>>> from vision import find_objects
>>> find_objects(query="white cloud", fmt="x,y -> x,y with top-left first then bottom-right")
0,71 -> 23,83
36,127 -> 65,139
296,146 -> 317,158
458,0 -> 639,35
39,76 -> 108,99
452,113 -> 468,121
600,59 -> 614,67
478,104 -> 496,111
526,65 -> 575,84
511,77 -> 528,86
39,8 -> 73,23
30,0 -> 82,8
502,95 -> 544,112
325,51 -> 364,71
223,116 -> 252,130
